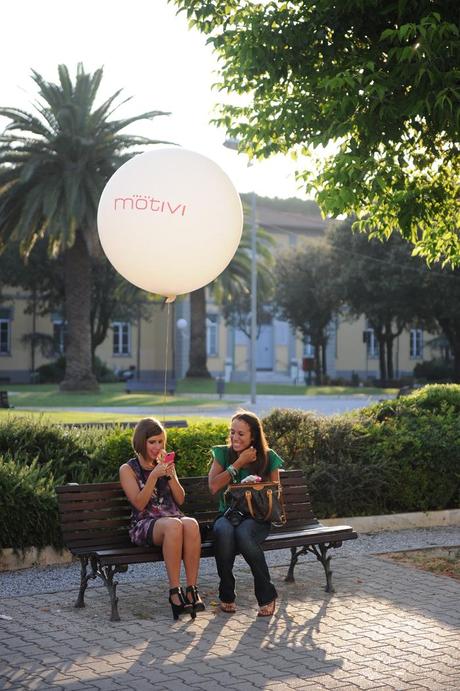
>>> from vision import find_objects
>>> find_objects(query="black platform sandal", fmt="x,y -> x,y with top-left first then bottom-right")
169,587 -> 193,620
186,585 -> 205,614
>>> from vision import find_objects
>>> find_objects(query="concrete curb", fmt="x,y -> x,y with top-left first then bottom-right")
0,545 -> 72,572
1,508 -> 459,572
322,508 -> 460,533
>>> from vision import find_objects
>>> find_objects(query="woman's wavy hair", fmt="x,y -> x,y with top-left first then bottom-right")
132,417 -> 166,460
228,410 -> 269,478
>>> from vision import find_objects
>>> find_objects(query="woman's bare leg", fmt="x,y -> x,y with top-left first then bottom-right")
153,518 -> 183,603
180,517 -> 201,586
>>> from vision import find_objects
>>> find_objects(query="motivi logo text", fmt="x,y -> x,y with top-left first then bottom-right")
113,195 -> 186,216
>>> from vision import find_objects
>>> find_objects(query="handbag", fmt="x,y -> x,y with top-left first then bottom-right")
224,481 -> 287,526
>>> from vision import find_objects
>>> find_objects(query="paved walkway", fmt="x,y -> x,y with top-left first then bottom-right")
1,536 -> 459,690
17,394 -> 395,419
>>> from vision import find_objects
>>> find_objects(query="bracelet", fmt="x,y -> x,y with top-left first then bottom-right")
227,464 -> 237,481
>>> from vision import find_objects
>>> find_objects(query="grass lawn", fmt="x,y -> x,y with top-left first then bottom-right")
2,383 -> 241,409
379,547 -> 460,581
0,381 -> 396,413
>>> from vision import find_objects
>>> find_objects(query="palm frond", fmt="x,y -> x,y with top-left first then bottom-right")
0,63 -> 171,258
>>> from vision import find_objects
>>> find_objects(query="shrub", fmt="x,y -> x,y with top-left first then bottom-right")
0,416 -> 96,484
36,355 -> 118,383
167,421 -> 228,476
36,356 -> 66,383
413,359 -> 454,383
0,454 -> 62,549
1,385 -> 459,548
263,385 -> 460,517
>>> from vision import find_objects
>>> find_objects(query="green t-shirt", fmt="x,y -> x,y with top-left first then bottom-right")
211,445 -> 284,513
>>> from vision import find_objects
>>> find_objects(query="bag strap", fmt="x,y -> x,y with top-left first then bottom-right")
244,488 -> 273,522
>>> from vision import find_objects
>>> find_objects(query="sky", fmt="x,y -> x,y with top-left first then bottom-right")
0,0 -> 310,200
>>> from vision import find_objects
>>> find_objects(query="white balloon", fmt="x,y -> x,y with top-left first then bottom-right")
97,148 -> 243,297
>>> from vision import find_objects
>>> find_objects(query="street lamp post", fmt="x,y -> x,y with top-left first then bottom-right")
250,190 -> 257,404
223,138 -> 257,404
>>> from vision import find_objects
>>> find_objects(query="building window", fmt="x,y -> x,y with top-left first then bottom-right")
112,322 -> 131,356
206,315 -> 218,357
53,320 -> 67,355
0,319 -> 10,355
364,328 -> 379,359
303,337 -> 315,357
410,329 -> 423,359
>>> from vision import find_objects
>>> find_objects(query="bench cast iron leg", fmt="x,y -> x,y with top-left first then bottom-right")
75,556 -> 96,608
318,543 -> 334,593
285,542 -> 343,593
99,564 -> 128,622
285,546 -> 300,582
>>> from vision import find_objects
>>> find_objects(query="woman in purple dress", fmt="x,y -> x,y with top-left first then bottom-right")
119,417 -> 204,619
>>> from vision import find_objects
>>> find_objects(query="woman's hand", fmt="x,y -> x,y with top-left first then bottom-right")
152,462 -> 170,479
236,446 -> 257,467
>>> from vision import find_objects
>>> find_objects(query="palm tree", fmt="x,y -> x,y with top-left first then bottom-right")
0,63 -> 168,390
186,218 -> 274,378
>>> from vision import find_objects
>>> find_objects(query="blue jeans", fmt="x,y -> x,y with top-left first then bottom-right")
213,515 -> 277,607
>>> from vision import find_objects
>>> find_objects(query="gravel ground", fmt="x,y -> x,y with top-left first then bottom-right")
1,525 -> 458,600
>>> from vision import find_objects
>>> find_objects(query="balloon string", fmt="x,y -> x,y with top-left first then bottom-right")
163,301 -> 172,425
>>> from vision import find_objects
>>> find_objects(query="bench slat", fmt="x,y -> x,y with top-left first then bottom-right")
56,471 -> 357,555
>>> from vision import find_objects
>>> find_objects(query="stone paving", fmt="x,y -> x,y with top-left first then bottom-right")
1,551 -> 459,690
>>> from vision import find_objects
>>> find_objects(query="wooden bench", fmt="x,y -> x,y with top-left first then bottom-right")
56,470 -> 357,621
125,377 -> 176,394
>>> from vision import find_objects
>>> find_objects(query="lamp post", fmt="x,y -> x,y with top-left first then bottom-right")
223,138 -> 257,403
176,318 -> 188,380
249,189 -> 257,404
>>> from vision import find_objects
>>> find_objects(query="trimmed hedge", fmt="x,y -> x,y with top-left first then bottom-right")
0,384 -> 459,550
263,384 -> 460,517
0,454 -> 62,549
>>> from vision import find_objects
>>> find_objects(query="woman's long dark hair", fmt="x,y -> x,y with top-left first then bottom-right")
228,410 -> 269,478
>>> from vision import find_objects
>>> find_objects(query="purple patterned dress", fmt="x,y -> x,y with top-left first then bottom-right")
127,457 -> 183,546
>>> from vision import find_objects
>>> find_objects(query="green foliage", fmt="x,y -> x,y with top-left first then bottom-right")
36,357 -> 66,383
0,417 -> 94,484
414,358 -> 455,382
274,243 -> 341,380
0,418 -> 228,548
167,422 -> 228,476
328,221 -> 437,380
174,0 -> 460,265
263,384 -> 460,516
0,455 -> 62,549
0,63 -> 169,389
1,387 -> 459,548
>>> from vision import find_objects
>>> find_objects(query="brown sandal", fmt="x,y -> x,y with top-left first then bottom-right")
219,601 -> 236,613
257,599 -> 276,617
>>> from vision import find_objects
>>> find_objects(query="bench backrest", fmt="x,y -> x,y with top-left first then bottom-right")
56,469 -> 319,552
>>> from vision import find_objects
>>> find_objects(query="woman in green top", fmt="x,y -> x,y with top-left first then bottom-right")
209,410 -> 283,617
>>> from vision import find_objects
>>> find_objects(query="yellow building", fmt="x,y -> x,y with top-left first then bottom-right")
0,197 -> 435,385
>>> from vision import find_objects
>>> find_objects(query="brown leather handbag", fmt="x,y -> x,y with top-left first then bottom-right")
224,481 -> 287,526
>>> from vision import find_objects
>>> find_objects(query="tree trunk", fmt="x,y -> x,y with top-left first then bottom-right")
453,348 -> 460,383
378,336 -> 387,381
386,336 -> 394,380
313,338 -> 322,384
31,289 -> 37,381
60,230 -> 99,391
186,287 -> 211,378
437,318 -> 460,383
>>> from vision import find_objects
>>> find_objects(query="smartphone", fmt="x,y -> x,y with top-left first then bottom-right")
164,451 -> 175,464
